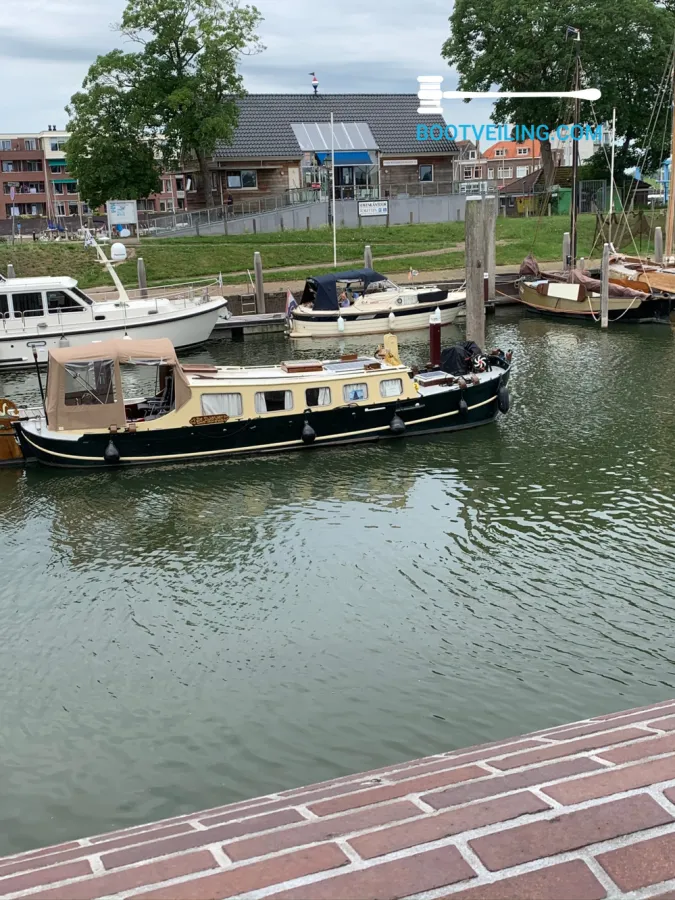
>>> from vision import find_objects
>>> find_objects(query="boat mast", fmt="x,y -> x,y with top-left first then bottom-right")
569,28 -> 581,269
665,59 -> 675,260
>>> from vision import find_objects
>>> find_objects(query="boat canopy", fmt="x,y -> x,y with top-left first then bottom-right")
46,337 -> 191,431
301,269 -> 388,311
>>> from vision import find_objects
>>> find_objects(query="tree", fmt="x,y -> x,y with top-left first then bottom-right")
441,0 -> 673,187
67,0 -> 263,208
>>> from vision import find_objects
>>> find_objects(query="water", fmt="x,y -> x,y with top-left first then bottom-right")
1,310 -> 675,856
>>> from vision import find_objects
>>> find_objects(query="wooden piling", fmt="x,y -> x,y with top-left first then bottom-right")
654,226 -> 663,263
254,251 -> 265,314
562,232 -> 571,272
601,242 -> 610,329
137,257 -> 147,298
364,244 -> 373,269
483,196 -> 497,301
465,197 -> 485,348
7,264 -> 15,278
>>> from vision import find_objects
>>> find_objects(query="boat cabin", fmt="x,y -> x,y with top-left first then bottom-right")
300,268 -> 390,311
0,277 -> 93,323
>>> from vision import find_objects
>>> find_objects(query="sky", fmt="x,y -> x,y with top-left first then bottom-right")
0,0 -> 497,137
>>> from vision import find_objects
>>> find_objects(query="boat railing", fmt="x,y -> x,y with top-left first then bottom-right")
91,279 -> 221,308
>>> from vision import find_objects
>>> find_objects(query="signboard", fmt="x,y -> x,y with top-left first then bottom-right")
107,200 -> 139,227
383,159 -> 417,167
358,200 -> 389,217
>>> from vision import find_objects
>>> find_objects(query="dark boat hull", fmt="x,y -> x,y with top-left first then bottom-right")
16,367 -> 510,469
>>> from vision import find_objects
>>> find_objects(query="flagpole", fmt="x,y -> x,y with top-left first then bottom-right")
331,112 -> 337,267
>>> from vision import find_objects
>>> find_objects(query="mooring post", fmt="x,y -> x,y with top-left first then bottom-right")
254,251 -> 265,315
600,242 -> 610,329
7,264 -> 15,278
465,196 -> 486,348
364,244 -> 373,269
578,257 -> 585,273
654,226 -> 664,263
483,195 -> 497,301
562,232 -> 571,272
137,257 -> 147,298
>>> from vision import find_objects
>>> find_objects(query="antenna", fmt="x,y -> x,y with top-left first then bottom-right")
309,72 -> 319,95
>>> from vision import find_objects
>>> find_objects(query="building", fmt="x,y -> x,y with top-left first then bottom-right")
0,128 -> 89,226
452,140 -> 494,195
184,94 -> 458,208
483,139 -> 564,188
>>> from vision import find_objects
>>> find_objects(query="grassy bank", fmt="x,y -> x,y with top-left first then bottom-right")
0,214 -> 639,290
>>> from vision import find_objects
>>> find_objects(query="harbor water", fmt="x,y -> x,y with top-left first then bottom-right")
1,309 -> 674,855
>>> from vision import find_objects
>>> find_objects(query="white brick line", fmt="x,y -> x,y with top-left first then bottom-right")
582,854 -> 625,898
650,785 -> 675,817
623,875 -> 675,899
528,786 -> 563,809
410,797 -> 436,813
334,838 -> 361,864
294,805 -> 319,821
78,838 -> 93,847
88,854 -> 105,876
587,754 -> 616,767
209,845 -> 232,868
190,820 -> 208,831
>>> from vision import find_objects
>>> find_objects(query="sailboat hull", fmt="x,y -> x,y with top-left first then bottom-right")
518,282 -> 675,323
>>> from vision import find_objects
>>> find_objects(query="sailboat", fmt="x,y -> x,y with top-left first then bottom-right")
518,31 -> 675,323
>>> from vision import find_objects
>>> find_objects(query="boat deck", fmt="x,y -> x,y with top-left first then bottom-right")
3,700 -> 675,899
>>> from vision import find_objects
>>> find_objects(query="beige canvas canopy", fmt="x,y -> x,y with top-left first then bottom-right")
47,338 -> 191,431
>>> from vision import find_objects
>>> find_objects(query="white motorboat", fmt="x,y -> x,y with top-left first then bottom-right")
0,275 -> 227,370
288,269 -> 465,338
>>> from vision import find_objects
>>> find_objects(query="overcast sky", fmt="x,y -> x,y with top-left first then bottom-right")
0,0 -> 495,137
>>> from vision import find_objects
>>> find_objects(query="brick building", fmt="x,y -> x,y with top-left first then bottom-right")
184,94 -> 458,208
482,139 -> 564,188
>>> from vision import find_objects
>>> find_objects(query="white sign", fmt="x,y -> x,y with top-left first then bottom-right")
383,159 -> 417,167
358,200 -> 389,217
107,200 -> 139,227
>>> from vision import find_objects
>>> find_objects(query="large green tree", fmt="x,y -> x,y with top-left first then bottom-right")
67,0 -> 263,209
442,0 -> 673,186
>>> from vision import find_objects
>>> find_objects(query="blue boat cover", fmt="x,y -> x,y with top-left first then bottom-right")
301,269 -> 387,311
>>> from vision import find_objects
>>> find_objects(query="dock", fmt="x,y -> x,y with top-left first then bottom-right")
3,699 -> 675,899
213,312 -> 288,340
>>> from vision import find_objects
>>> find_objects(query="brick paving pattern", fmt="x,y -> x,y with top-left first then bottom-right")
3,701 -> 675,899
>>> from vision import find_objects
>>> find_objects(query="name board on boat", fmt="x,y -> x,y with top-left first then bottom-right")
190,413 -> 230,426
358,200 -> 389,218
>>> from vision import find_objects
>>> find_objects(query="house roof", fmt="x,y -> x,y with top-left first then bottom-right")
484,139 -> 543,160
213,95 -> 457,159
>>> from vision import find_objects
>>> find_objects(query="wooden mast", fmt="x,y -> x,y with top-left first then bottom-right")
665,60 -> 675,260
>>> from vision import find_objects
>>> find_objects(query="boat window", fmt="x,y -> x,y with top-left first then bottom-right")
64,360 -> 117,406
0,295 -> 7,317
305,387 -> 331,407
254,390 -> 293,413
71,287 -> 93,306
380,378 -> 403,398
343,382 -> 368,402
47,290 -> 82,314
201,393 -> 243,417
11,292 -> 44,318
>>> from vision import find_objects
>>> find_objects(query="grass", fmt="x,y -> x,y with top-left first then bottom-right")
0,214 -> 652,290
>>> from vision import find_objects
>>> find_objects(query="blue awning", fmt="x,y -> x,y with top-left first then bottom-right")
315,151 -> 373,165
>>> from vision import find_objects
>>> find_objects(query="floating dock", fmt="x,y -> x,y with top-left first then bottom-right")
213,312 -> 288,340
3,699 -> 675,898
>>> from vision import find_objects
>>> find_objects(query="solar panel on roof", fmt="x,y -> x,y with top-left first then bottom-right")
291,122 -> 379,152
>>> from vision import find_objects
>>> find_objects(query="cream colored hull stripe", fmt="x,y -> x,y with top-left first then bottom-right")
20,395 -> 497,463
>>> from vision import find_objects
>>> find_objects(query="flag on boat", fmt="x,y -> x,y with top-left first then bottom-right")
286,290 -> 298,316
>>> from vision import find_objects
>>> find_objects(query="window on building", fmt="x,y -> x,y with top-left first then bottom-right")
497,167 -> 513,179
508,196 -> 515,207
175,177 -> 184,191
67,182 -> 78,194
343,383 -> 368,402
2,162 -> 15,173
68,203 -> 79,215
474,167 -> 481,179
159,199 -> 175,212
463,166 -> 473,180
200,393 -> 243,417
163,179 -> 172,193
24,160 -> 43,172
226,170 -> 257,189
11,292 -> 44,318
419,164 -> 433,182
50,139 -> 66,151
0,140 -> 11,151
82,204 -> 91,214
380,378 -> 403,398
517,147 -> 529,156
47,291 -> 81,314
55,202 -> 66,216
305,387 -> 331,407
516,166 -> 529,178
487,168 -> 495,179
494,148 -> 507,157
24,138 -> 37,151
177,198 -> 185,209
468,150 -> 477,160
54,183 -> 65,195
254,390 -> 293,413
